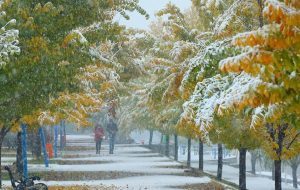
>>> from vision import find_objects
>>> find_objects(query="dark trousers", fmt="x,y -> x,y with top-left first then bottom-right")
96,140 -> 102,154
109,133 -> 116,154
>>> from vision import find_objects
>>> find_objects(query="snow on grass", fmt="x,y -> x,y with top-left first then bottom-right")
2,175 -> 211,190
28,160 -> 183,174
2,135 -> 298,190
258,171 -> 300,182
190,162 -> 296,190
25,145 -> 183,175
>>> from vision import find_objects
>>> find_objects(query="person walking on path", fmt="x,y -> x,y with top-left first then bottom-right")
107,118 -> 118,154
94,124 -> 104,154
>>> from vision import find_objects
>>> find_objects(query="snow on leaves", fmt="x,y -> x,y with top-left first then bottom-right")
0,16 -> 19,67
219,0 -> 300,118
213,0 -> 260,37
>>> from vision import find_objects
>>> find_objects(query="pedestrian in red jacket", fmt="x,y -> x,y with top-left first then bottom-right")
94,124 -> 104,154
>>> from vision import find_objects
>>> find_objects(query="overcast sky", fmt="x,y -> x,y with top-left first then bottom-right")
116,0 -> 192,30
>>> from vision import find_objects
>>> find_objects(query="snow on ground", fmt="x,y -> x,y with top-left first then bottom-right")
172,138 -> 297,190
2,134 -> 297,190
190,161 -> 296,190
1,135 -> 217,190
2,176 -> 211,190
1,157 -> 32,165
67,135 -> 94,141
29,146 -> 182,174
29,155 -> 183,174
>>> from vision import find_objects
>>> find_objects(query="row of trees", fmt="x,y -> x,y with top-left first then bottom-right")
0,1 -> 298,190
0,0 -> 149,187
119,1 -> 300,190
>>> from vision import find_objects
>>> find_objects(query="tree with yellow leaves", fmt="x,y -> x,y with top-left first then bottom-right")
178,1 -> 269,187
219,1 -> 300,189
118,3 -> 202,164
0,0 -> 148,186
147,3 -> 204,162
0,10 -> 19,187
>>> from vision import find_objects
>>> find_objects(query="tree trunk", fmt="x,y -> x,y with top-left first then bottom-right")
272,164 -> 275,180
32,133 -> 41,159
165,134 -> 170,157
37,134 -> 41,159
16,132 -> 23,176
60,123 -> 63,150
292,165 -> 298,188
159,134 -> 163,154
250,151 -> 257,175
217,144 -> 223,180
174,134 -> 178,161
239,148 -> 247,190
28,132 -> 34,157
274,160 -> 282,190
0,137 -> 3,188
199,139 -> 203,171
149,130 -> 153,146
273,124 -> 286,190
187,138 -> 191,167
0,126 -> 10,188
63,123 -> 66,147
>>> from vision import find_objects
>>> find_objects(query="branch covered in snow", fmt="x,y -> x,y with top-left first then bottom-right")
0,18 -> 20,67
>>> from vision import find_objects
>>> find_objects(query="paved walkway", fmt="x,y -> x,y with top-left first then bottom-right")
2,134 -> 296,190
2,135 -> 231,190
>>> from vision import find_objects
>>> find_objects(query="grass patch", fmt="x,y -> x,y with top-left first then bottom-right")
156,164 -> 188,169
62,154 -> 96,159
130,154 -> 161,158
2,171 -> 145,181
171,181 -> 228,190
33,171 -> 144,181
28,159 -> 113,165
64,146 -> 98,151
48,185 -> 119,190
2,185 -> 119,190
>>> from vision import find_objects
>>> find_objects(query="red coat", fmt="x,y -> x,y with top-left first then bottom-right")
94,127 -> 104,141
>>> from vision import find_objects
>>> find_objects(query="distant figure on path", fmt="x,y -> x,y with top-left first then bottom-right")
107,118 -> 118,154
94,124 -> 104,154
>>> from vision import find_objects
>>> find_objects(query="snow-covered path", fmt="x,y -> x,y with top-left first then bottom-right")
2,134 -> 297,190
2,135 -> 230,190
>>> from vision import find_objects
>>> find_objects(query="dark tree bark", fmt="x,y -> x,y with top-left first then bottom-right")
239,148 -> 247,190
0,136 -> 3,188
274,124 -> 287,190
16,132 -> 23,176
266,123 -> 287,190
149,130 -> 153,146
274,160 -> 282,190
292,165 -> 298,188
174,134 -> 178,161
0,125 -> 12,188
187,138 -> 191,167
165,134 -> 170,157
217,144 -> 223,180
199,139 -> 203,171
